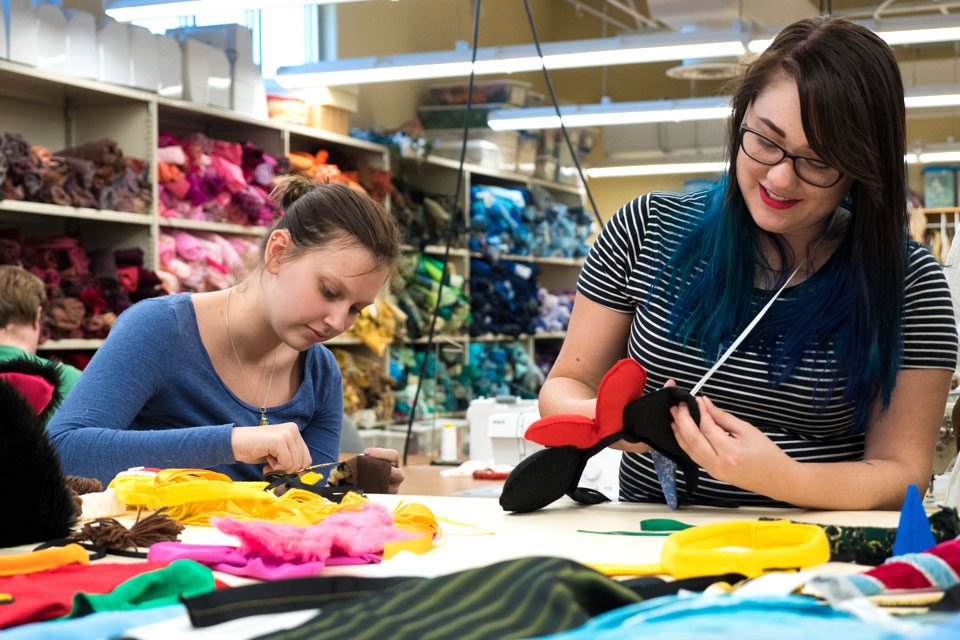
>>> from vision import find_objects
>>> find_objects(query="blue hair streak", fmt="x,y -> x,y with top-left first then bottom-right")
653,177 -> 904,433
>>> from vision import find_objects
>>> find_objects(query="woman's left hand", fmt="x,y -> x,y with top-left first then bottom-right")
670,395 -> 795,494
364,447 -> 405,493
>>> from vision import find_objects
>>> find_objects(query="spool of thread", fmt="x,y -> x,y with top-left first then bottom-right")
440,422 -> 458,462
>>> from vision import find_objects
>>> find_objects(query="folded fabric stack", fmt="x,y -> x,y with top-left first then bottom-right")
390,186 -> 464,249
0,232 -> 162,342
469,342 -> 545,399
341,298 -> 404,356
469,184 -> 593,258
536,287 -> 576,333
157,230 -> 259,293
535,342 -> 562,377
331,348 -> 396,423
391,253 -> 469,340
390,347 -> 473,420
289,148 -> 396,203
0,132 -> 151,213
470,256 -> 540,337
350,124 -> 434,160
157,131 -> 288,227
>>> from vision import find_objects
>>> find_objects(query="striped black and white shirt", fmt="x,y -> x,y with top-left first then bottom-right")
578,190 -> 958,507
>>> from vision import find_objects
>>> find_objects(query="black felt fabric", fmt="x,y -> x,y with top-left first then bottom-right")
622,387 -> 701,505
500,386 -> 704,512
0,357 -> 75,548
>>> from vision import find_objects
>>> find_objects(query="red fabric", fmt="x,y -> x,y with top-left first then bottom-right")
524,414 -> 599,449
525,359 -> 647,449
864,562 -> 933,590
0,373 -> 54,414
594,359 -> 647,436
927,537 -> 960,569
0,561 -> 169,629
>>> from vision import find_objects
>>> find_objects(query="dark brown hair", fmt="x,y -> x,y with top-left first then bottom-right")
727,17 -> 906,229
260,176 -> 401,270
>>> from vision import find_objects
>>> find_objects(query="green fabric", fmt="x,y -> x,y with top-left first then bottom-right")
760,506 -> 960,566
259,556 -> 644,640
0,345 -> 82,416
641,519 -> 694,532
66,560 -> 215,618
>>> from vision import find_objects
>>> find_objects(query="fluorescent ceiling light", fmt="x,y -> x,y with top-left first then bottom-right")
586,161 -> 726,178
905,85 -> 960,109
489,97 -> 732,130
909,150 -> 960,164
488,84 -> 959,130
277,28 -> 747,88
104,0 -> 368,21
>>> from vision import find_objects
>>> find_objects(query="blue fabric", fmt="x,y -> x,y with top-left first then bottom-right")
2,604 -> 184,640
533,594 -> 907,640
47,294 -> 343,486
914,611 -> 960,640
651,452 -> 678,510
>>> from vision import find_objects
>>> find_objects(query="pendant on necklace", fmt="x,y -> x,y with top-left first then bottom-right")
259,409 -> 268,426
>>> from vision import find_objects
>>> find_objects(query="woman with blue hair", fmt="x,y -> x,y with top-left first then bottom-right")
540,16 -> 958,509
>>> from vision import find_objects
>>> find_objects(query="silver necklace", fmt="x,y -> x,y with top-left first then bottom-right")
225,287 -> 279,426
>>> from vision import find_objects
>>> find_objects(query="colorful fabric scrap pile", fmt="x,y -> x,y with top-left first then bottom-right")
157,230 -> 259,293
0,233 -> 163,344
0,133 -> 152,213
469,184 -> 593,259
157,131 -> 287,228
469,256 -> 540,337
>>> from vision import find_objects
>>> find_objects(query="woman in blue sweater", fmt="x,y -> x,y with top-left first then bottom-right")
49,178 -> 405,490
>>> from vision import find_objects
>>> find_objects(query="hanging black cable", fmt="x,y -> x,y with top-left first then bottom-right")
521,0 -> 604,231
401,0 -> 481,465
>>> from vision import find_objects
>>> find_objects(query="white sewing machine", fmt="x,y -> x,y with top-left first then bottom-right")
467,396 -> 623,500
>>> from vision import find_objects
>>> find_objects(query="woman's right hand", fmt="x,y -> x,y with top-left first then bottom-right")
231,422 -> 312,474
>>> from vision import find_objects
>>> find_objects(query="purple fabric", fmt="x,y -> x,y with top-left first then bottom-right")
147,543 -> 379,581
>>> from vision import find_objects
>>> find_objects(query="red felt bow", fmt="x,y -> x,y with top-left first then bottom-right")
525,359 -> 647,449
0,372 -> 55,415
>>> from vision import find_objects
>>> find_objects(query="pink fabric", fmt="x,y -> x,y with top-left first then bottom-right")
169,230 -> 205,261
212,503 -> 418,564
157,234 -> 176,265
212,140 -> 243,166
210,156 -> 247,193
156,145 -> 187,165
147,543 -> 379,581
164,176 -> 191,200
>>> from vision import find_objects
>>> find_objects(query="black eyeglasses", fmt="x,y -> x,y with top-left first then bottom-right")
739,126 -> 844,188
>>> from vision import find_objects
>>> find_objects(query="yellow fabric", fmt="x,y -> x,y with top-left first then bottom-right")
0,544 -> 89,576
109,469 -> 370,526
589,520 -> 830,579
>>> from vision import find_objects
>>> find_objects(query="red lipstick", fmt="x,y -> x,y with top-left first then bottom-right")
758,184 -> 800,210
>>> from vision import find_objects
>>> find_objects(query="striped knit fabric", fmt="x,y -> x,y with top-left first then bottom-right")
578,191 -> 958,507
255,557 -> 642,640
842,538 -> 960,596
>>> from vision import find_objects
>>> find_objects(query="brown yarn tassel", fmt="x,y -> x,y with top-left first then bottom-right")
66,476 -> 103,495
72,507 -> 184,551
65,476 -> 104,516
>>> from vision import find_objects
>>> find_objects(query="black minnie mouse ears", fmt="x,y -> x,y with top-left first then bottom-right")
499,360 -> 701,513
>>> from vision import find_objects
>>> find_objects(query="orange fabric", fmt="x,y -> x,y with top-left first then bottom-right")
158,162 -> 183,183
0,544 -> 89,577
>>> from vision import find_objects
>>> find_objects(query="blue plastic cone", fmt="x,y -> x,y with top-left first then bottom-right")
892,484 -> 936,556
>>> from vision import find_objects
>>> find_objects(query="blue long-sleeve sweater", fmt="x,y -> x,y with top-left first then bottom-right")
47,294 -> 343,487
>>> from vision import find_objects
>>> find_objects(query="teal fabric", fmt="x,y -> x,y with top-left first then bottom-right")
2,604 -> 184,640
534,594 -> 908,640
